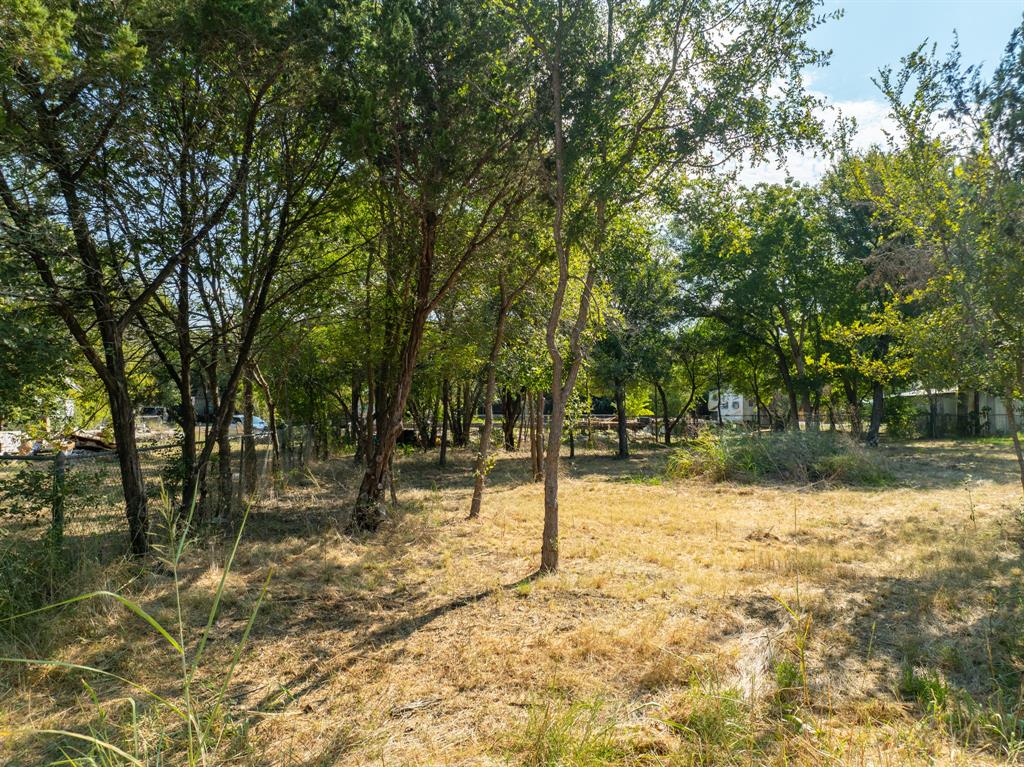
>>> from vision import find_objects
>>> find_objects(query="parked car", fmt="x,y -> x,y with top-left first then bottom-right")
231,414 -> 268,432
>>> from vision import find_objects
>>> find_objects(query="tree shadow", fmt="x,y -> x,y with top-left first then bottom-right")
881,440 -> 1024,489
811,531 -> 1024,704
245,569 -> 541,714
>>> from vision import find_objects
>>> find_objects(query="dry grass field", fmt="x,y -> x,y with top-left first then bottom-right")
3,437 -> 1024,766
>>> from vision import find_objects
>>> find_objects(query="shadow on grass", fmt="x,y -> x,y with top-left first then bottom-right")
247,569 -> 542,716
815,526 -> 1024,704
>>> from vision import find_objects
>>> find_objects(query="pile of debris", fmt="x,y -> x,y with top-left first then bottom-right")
0,430 -> 115,457
0,430 -> 30,456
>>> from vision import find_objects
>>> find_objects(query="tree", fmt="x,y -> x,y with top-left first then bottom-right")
677,181 -> 862,432
593,218 -> 679,458
0,0 -> 280,554
861,32 -> 1024,488
647,324 -> 711,444
348,0 -> 535,530
517,0 -> 828,572
0,248 -> 71,429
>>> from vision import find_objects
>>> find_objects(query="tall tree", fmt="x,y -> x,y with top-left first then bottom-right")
518,0 -> 829,571
0,0 -> 276,553
348,0 -> 535,530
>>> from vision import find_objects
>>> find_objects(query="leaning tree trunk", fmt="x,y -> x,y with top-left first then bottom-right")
108,379 -> 149,557
1005,396 -> 1024,495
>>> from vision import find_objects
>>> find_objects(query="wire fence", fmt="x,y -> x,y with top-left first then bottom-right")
907,412 -> 1019,439
0,426 -> 315,557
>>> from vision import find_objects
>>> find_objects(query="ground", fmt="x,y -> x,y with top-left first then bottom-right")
2,437 -> 1024,766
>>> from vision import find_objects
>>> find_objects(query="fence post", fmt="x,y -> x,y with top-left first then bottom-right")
51,451 -> 67,548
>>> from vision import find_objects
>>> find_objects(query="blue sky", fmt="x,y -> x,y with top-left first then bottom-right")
743,0 -> 1024,183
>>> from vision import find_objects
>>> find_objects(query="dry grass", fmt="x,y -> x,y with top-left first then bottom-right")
3,437 -> 1024,765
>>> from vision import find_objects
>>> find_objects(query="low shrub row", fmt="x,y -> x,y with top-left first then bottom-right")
666,429 -> 894,486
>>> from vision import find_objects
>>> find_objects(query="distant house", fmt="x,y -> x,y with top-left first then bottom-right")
707,389 -> 759,424
893,388 -> 1023,437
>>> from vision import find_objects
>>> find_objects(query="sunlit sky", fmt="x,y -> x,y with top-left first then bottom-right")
741,0 -> 1024,184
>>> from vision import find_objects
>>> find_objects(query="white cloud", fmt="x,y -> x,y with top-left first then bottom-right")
737,96 -> 896,186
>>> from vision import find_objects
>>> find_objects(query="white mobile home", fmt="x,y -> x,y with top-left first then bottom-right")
707,389 -> 759,424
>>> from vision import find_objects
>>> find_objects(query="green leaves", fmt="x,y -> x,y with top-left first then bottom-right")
0,0 -> 75,82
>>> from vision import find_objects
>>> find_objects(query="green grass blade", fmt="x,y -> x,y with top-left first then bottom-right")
204,567 -> 273,746
192,504 -> 251,669
0,591 -> 182,655
3,729 -> 144,766
0,657 -> 187,720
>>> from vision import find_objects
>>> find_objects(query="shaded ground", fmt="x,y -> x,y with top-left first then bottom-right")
2,438 -> 1023,765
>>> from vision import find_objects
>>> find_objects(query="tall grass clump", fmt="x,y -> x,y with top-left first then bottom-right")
504,698 -> 625,767
0,491 -> 270,766
899,665 -> 1024,761
666,429 -> 893,486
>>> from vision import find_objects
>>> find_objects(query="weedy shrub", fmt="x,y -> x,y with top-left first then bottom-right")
505,698 -> 625,767
664,687 -> 759,765
884,396 -> 921,439
667,430 -> 893,486
899,665 -> 1024,761
0,460 -> 106,648
0,495 -> 270,766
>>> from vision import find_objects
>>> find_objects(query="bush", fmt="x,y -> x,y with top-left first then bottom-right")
884,396 -> 922,439
666,429 -> 893,486
504,698 -> 624,767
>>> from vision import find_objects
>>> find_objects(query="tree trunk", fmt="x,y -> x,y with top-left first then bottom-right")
241,373 -> 257,497
429,393 -> 440,448
460,380 -> 481,448
447,381 -> 463,448
502,389 -> 522,450
175,250 -> 200,518
108,381 -> 149,556
865,381 -> 884,446
348,379 -> 360,448
657,383 -> 672,446
1005,396 -> 1024,495
469,299 -> 509,519
529,392 -> 545,482
440,378 -> 450,468
776,352 -> 800,431
252,365 -> 280,477
614,381 -> 629,458
352,213 -> 438,531
802,392 -> 818,432
216,392 -> 234,522
540,391 -> 564,573
844,378 -> 862,438
715,360 -> 724,425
